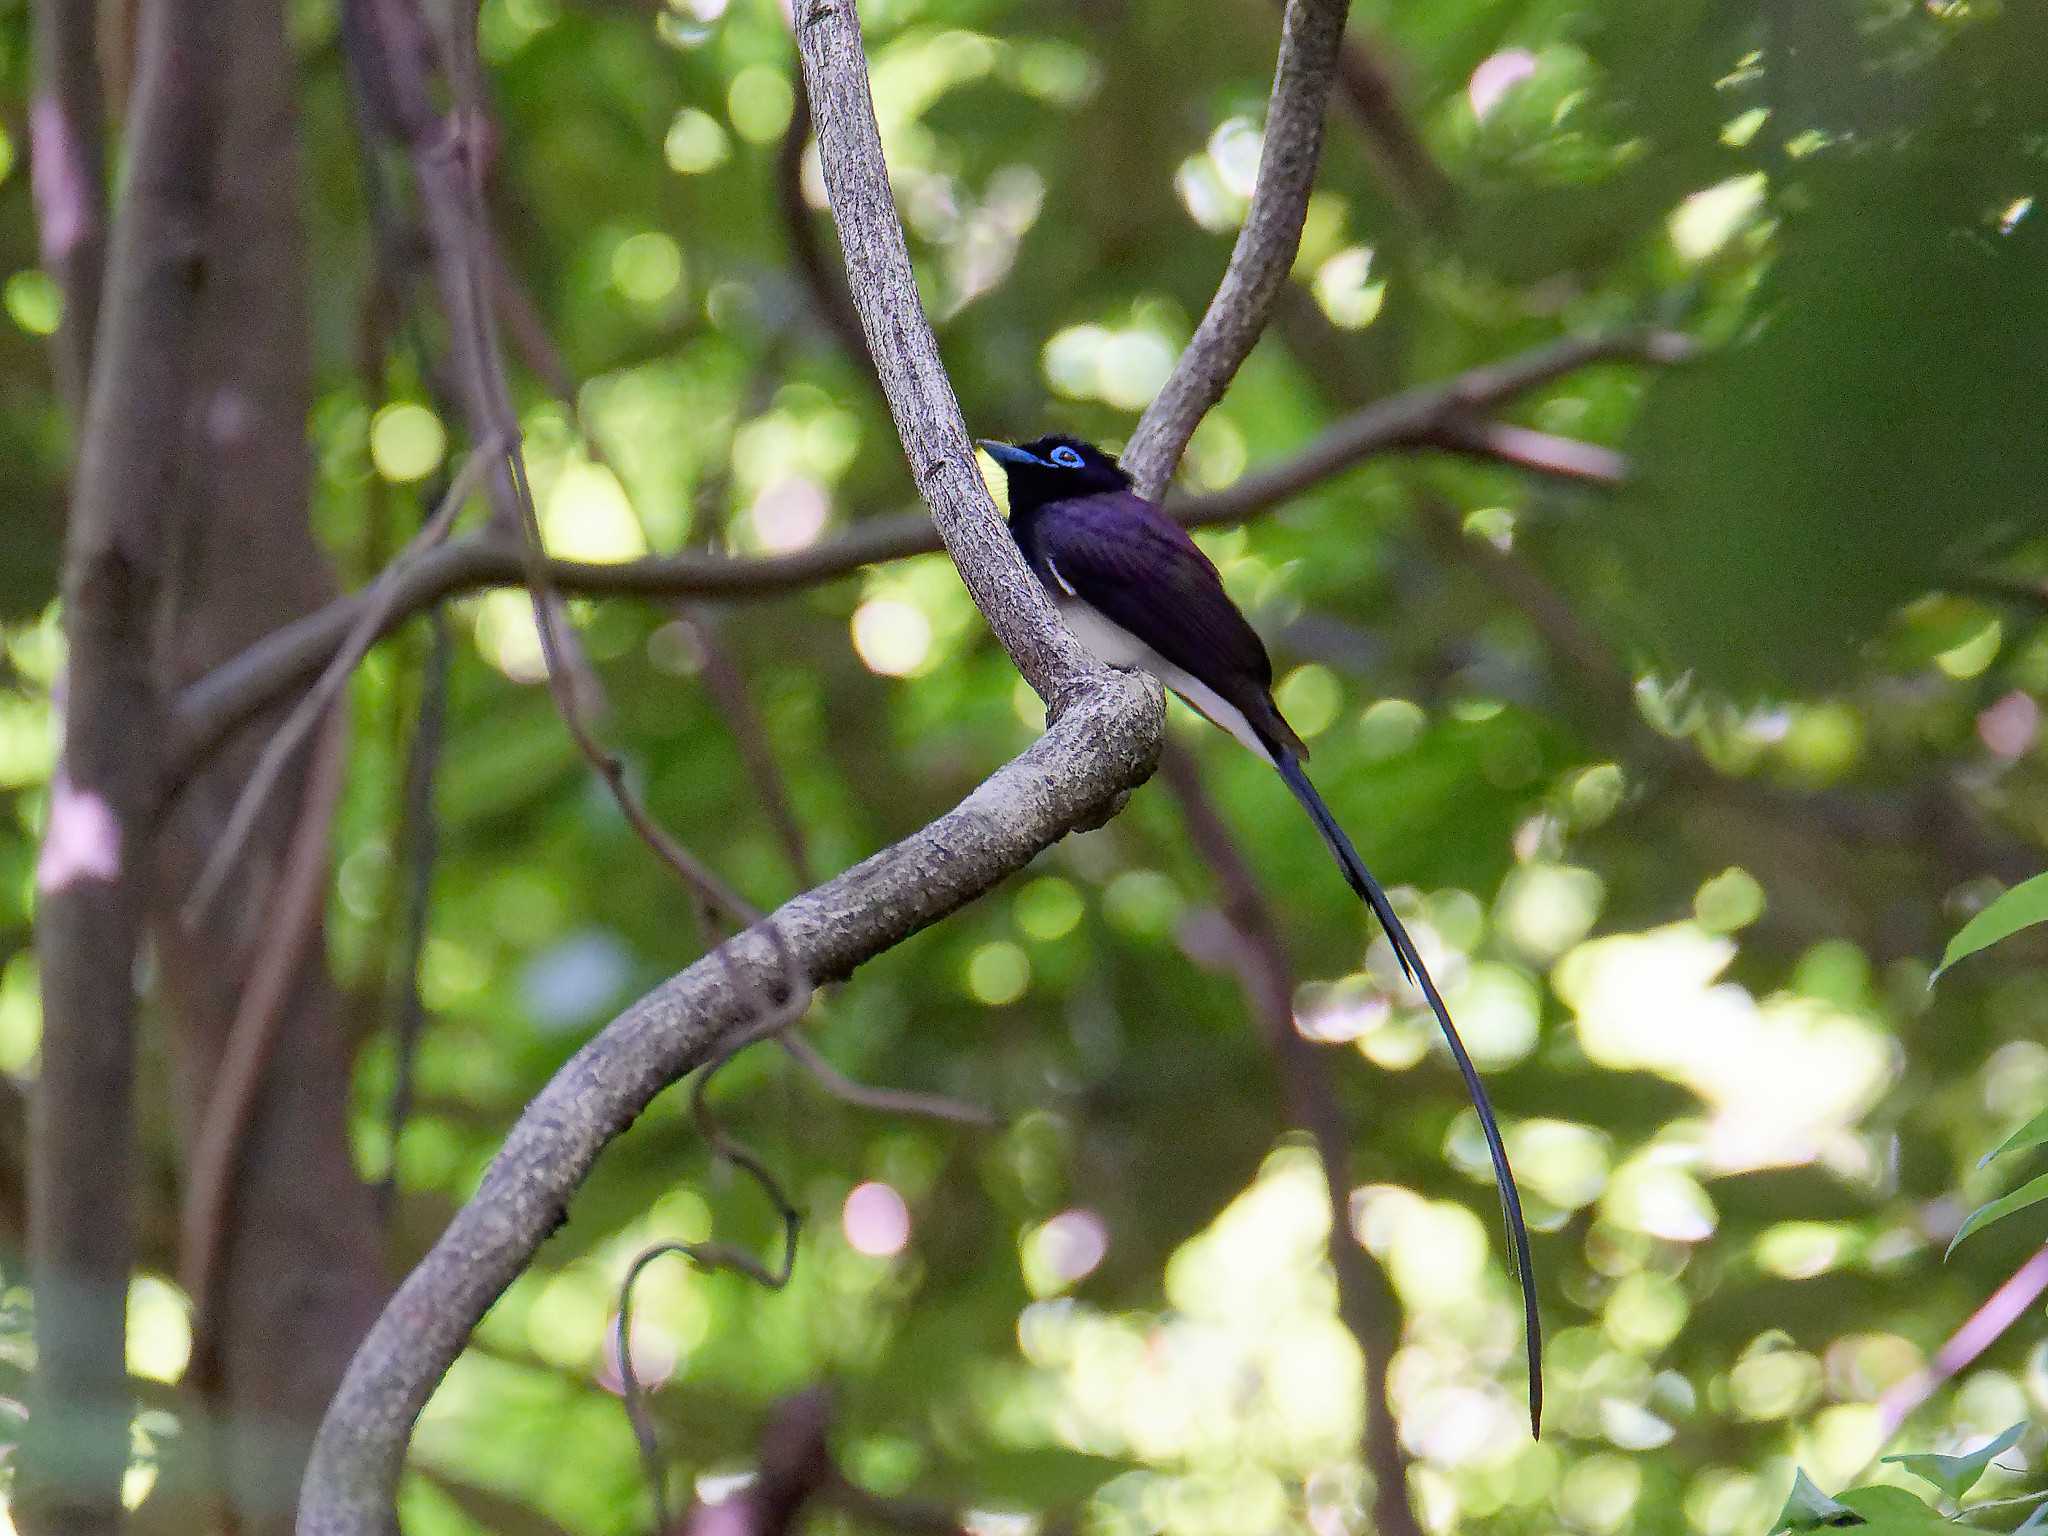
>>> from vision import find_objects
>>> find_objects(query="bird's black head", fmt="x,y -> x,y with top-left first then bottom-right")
976,434 -> 1132,513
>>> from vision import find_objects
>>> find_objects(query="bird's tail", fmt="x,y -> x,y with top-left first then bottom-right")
1274,750 -> 1544,1437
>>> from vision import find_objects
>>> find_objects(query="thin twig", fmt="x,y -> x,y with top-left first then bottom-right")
180,706 -> 351,1382
614,943 -> 814,1529
420,10 -> 757,933
778,1033 -> 997,1128
177,445 -> 493,922
683,610 -> 816,889
377,607 -> 449,1229
612,1228 -> 800,1534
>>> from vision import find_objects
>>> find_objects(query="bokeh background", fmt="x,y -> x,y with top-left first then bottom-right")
2,0 -> 2047,1533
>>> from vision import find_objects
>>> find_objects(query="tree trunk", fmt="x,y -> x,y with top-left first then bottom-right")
145,0 -> 390,1529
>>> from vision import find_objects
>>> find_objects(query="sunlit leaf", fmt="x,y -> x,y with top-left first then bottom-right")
1947,1176 -> 2048,1258
1883,1423 -> 2025,1503
1934,873 -> 2048,981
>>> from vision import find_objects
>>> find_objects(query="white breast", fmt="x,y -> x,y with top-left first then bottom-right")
1057,598 -> 1269,758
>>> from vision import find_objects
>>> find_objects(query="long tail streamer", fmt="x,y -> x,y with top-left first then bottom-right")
1276,751 -> 1543,1437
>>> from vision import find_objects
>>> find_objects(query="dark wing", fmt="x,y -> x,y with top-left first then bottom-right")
1032,491 -> 1302,756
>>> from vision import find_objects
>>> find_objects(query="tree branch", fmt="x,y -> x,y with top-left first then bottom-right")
23,0 -> 224,1529
296,1 -> 1163,1525
294,677 -> 1157,1534
172,325 -> 1688,781
179,707 -> 350,1383
1121,0 -> 1353,495
1256,0 -> 1456,229
794,0 -> 1108,708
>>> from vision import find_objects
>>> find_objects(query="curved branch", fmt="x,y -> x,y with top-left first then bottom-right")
1120,0 -> 1353,495
171,326 -> 1691,780
297,1 -> 1165,1527
294,675 -> 1158,1535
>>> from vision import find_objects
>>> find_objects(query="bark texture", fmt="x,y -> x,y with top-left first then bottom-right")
148,0 -> 390,1530
24,0 -> 224,1530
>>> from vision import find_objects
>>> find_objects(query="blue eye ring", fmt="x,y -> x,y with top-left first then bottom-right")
1049,445 -> 1085,469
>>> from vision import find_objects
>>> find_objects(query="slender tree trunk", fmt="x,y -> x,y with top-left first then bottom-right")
147,0 -> 390,1529
23,0 -> 224,1531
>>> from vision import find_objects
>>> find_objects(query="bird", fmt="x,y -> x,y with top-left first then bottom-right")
978,433 -> 1543,1435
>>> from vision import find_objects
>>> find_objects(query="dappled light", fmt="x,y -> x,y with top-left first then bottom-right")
1,0 -> 2046,1530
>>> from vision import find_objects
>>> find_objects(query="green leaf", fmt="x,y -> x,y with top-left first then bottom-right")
1883,1423 -> 2026,1503
1979,1107 -> 2048,1169
1834,1486 -> 1965,1536
1934,873 -> 2048,981
1774,1470 -> 1867,1533
2012,1497 -> 2048,1536
1947,1174 -> 2048,1258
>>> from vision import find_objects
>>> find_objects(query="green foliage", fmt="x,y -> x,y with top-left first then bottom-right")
1778,1427 -> 2042,1536
1775,1468 -> 1864,1532
1950,1100 -> 2048,1257
1976,1108 -> 2048,1172
1946,1174 -> 2048,1259
3,0 -> 2048,1531
1885,1423 -> 2026,1506
1938,875 -> 2048,982
1601,5 -> 2048,693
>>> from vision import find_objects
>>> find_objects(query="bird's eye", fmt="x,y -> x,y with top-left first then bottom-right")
1049,445 -> 1085,469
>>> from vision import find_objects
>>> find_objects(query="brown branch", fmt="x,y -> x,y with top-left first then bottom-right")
685,610 -> 816,888
1160,749 -> 1424,1536
778,1032 -> 997,1127
1121,0 -> 1354,495
343,0 -> 522,536
660,1387 -> 974,1536
362,0 -> 759,947
179,707 -> 350,1380
1427,416 -> 1630,486
177,445 -> 493,917
22,0 -> 224,1529
1257,0 -> 1456,229
171,326 -> 1690,780
28,0 -> 109,417
377,608 -> 449,1227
